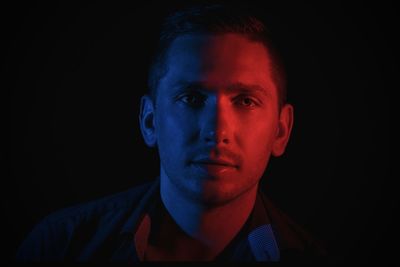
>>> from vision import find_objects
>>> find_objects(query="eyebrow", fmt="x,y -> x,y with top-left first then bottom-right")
174,81 -> 269,96
226,83 -> 269,97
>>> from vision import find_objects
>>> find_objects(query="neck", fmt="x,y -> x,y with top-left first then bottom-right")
159,167 -> 258,256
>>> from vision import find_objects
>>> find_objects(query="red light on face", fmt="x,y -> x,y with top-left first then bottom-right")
152,33 -> 292,204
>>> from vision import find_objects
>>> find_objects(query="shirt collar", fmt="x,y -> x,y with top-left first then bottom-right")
123,180 -> 280,261
119,177 -> 160,235
238,191 -> 280,261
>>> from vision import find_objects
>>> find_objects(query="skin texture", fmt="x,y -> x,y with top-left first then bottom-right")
139,33 -> 294,260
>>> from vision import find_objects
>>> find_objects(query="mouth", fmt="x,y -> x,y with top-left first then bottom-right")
190,158 -> 239,169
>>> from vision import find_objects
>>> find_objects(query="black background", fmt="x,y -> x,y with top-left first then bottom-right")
3,0 -> 398,264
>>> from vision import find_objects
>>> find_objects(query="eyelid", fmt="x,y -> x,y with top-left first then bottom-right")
233,94 -> 262,106
175,90 -> 207,106
175,90 -> 204,99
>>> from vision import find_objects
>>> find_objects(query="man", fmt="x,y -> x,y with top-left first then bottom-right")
17,4 -> 325,262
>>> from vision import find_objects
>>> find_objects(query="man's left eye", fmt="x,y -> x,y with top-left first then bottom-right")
234,96 -> 258,107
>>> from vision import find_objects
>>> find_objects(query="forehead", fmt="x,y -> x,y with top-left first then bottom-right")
161,33 -> 277,94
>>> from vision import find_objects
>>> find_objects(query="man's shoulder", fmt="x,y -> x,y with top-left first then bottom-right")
42,181 -> 154,225
259,193 -> 327,261
16,180 -> 157,261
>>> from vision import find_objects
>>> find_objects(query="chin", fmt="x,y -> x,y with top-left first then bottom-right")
167,169 -> 259,206
197,180 -> 254,207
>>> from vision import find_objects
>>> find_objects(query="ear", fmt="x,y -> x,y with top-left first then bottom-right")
272,104 -> 294,157
139,95 -> 157,147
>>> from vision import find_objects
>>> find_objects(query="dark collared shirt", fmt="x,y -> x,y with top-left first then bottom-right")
16,178 -> 325,262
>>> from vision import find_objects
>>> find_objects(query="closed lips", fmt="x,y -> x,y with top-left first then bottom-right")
191,159 -> 238,168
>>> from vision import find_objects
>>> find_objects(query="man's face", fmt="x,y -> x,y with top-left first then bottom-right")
148,33 -> 291,205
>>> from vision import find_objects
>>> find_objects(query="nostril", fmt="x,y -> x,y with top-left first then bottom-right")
204,130 -> 216,142
202,130 -> 230,144
205,136 -> 217,144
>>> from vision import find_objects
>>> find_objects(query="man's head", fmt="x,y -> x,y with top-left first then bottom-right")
148,4 -> 287,109
139,4 -> 293,205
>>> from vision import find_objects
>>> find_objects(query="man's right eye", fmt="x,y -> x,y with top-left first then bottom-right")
178,93 -> 206,107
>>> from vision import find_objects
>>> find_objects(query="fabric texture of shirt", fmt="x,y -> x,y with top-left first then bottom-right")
16,178 -> 325,262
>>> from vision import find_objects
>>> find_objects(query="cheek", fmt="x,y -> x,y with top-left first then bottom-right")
156,112 -> 186,173
155,105 -> 198,152
240,118 -> 277,167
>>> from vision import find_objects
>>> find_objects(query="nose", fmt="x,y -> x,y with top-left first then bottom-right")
201,95 -> 231,145
204,129 -> 230,144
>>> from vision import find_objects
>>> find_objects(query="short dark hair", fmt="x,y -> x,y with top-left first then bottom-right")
148,4 -> 287,108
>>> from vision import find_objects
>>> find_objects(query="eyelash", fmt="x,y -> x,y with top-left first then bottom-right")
233,95 -> 259,108
177,92 -> 206,107
177,93 -> 260,108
